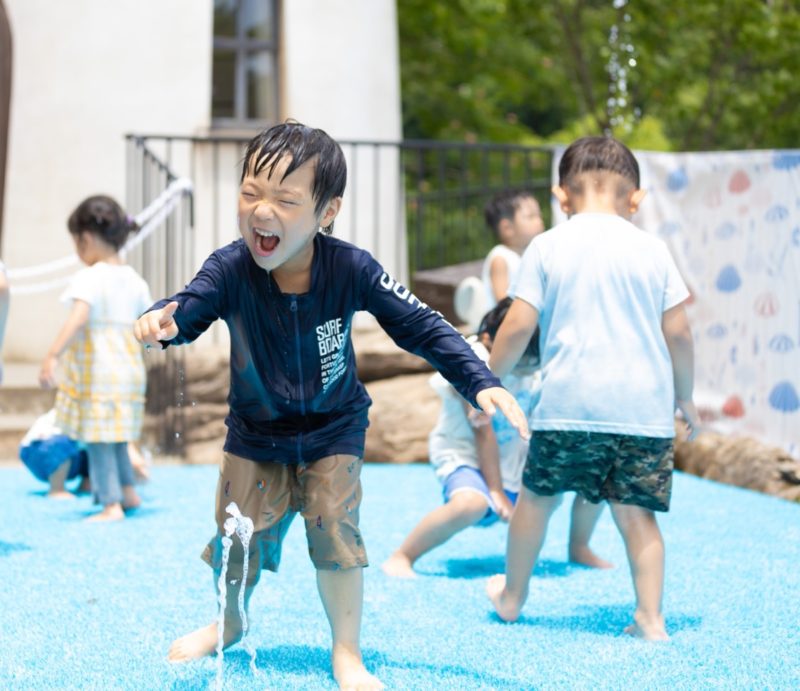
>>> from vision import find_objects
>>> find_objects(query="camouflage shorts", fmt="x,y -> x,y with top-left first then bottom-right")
522,430 -> 674,512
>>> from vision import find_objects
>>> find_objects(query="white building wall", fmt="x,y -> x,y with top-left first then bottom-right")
2,0 -> 403,361
2,0 -> 212,361
282,0 -> 406,283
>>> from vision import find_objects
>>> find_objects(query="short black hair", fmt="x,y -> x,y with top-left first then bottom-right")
241,121 -> 347,233
477,296 -> 539,363
558,136 -> 640,193
484,189 -> 537,239
67,195 -> 138,251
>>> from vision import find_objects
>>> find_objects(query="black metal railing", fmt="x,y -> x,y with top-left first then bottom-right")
125,133 -> 554,277
125,135 -> 194,457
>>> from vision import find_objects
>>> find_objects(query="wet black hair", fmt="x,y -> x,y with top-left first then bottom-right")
67,195 -> 138,251
241,121 -> 347,234
558,136 -> 640,195
483,189 -> 538,239
477,296 -> 539,363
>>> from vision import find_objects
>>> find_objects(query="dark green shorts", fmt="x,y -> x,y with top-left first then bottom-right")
522,430 -> 674,512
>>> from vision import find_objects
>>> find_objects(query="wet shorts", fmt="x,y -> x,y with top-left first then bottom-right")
443,466 -> 518,527
522,430 -> 674,512
201,452 -> 367,582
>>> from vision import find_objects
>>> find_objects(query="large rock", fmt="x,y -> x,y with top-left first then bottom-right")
364,372 -> 438,462
353,327 -> 433,382
674,430 -> 800,502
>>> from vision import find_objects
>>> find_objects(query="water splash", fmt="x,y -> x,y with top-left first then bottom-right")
606,0 -> 638,134
214,502 -> 257,690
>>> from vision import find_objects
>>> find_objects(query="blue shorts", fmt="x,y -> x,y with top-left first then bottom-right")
443,466 -> 518,527
20,436 -> 88,484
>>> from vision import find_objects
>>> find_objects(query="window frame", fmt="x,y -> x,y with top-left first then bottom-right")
211,0 -> 280,129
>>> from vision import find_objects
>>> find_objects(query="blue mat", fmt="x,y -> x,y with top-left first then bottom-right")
1,463 -> 798,690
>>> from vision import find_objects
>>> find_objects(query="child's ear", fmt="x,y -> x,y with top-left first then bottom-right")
319,197 -> 342,229
551,184 -> 570,214
628,188 -> 647,215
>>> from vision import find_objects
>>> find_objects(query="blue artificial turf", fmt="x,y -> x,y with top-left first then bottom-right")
1,462 -> 799,690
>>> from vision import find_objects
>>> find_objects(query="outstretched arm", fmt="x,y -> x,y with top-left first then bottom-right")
39,300 -> 90,388
489,298 -> 539,379
662,302 -> 699,439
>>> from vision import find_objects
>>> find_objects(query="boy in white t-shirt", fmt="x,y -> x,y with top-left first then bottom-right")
486,136 -> 699,641
382,298 -> 610,578
481,189 -> 545,308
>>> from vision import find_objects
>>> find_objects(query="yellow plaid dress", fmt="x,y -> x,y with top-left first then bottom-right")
53,263 -> 151,443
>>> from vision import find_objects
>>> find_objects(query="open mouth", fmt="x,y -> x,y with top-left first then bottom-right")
254,229 -> 280,256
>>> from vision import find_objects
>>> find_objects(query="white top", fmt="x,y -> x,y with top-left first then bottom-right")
514,213 -> 689,437
60,262 -> 152,323
428,338 -> 538,492
481,244 -> 522,308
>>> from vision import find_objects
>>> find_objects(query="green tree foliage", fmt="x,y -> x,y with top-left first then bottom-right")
398,0 -> 800,150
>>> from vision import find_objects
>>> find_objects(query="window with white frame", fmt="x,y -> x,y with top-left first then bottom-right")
212,0 -> 279,126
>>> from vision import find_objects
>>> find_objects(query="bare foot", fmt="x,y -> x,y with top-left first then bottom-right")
332,643 -> 384,690
569,545 -> 614,569
87,503 -> 125,522
47,490 -> 76,500
122,486 -> 142,511
624,613 -> 669,641
486,574 -> 521,622
168,621 -> 243,663
380,552 -> 417,578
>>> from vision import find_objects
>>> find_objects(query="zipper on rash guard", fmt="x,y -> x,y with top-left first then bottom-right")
290,296 -> 305,464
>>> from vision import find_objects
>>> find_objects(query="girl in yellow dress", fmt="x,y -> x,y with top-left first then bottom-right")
39,195 -> 152,521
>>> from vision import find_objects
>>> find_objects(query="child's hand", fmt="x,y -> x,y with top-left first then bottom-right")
475,386 -> 530,440
489,489 -> 514,522
133,302 -> 180,346
39,355 -> 58,389
676,398 -> 701,441
467,408 -> 492,429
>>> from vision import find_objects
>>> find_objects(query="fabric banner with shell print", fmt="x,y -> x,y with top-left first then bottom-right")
552,148 -> 800,458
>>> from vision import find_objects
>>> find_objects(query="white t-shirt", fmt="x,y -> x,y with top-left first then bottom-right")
481,244 -> 521,308
60,262 -> 152,323
428,338 -> 538,492
513,213 -> 689,437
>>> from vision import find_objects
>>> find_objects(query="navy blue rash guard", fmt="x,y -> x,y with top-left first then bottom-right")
150,233 -> 503,465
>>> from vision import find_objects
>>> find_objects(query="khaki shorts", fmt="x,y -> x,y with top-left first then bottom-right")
523,430 -> 674,512
201,452 -> 367,582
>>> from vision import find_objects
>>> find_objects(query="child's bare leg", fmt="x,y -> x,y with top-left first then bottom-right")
128,442 -> 150,482
568,496 -> 613,568
382,491 -> 488,578
317,567 -> 383,690
487,489 -> 561,622
47,459 -> 75,499
609,502 -> 669,641
168,573 -> 256,662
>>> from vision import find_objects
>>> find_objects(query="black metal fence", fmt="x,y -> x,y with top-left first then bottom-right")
401,139 -> 553,272
125,133 -> 554,275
